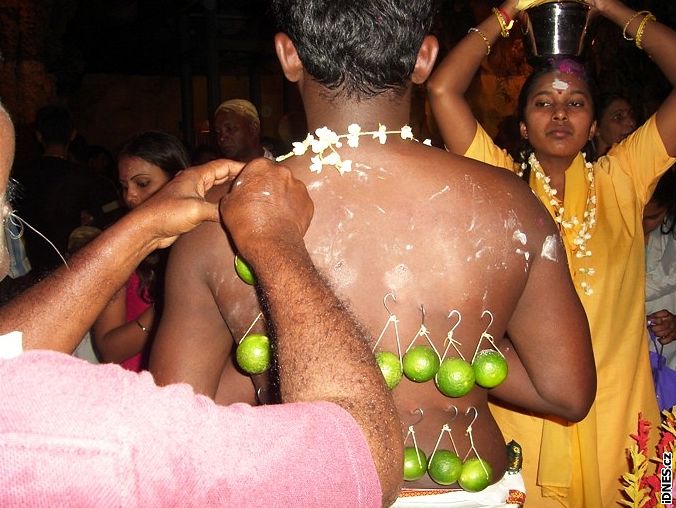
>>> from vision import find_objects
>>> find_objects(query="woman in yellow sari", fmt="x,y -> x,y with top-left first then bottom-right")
428,0 -> 676,506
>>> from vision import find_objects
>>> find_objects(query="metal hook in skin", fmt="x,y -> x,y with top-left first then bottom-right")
448,310 -> 462,335
410,407 -> 425,426
465,406 -> 479,431
445,404 -> 459,420
481,310 -> 494,336
383,291 -> 397,317
442,310 -> 465,361
420,304 -> 427,326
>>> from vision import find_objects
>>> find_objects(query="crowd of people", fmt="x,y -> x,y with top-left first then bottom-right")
0,0 -> 674,506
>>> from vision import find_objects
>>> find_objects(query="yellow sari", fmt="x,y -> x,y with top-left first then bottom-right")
465,115 -> 673,507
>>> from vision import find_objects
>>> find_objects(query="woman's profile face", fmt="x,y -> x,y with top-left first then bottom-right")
118,155 -> 172,209
597,98 -> 636,148
520,71 -> 596,161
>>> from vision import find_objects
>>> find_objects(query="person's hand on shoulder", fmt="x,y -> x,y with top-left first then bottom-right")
219,157 -> 314,260
134,158 -> 245,250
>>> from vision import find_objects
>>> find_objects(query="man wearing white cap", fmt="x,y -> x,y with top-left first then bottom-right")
214,99 -> 273,162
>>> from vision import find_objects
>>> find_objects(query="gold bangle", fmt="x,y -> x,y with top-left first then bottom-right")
492,8 -> 514,38
635,13 -> 656,50
468,27 -> 491,56
622,10 -> 651,41
135,319 -> 148,333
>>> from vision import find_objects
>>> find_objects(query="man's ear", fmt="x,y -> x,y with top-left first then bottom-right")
519,121 -> 528,139
274,33 -> 304,83
412,35 -> 439,84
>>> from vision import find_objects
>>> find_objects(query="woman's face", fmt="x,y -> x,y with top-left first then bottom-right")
520,71 -> 596,161
643,200 -> 668,235
118,155 -> 171,209
597,98 -> 636,148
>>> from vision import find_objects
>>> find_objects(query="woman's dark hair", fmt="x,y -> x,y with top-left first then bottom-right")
516,57 -> 597,182
119,131 -> 190,179
119,131 -> 190,302
651,168 -> 676,236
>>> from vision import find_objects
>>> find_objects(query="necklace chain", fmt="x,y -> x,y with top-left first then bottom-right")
525,152 -> 597,296
276,124 -> 431,175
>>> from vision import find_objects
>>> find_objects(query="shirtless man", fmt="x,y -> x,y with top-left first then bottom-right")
151,0 -> 595,500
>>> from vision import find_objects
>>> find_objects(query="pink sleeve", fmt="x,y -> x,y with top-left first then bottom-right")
0,351 -> 382,507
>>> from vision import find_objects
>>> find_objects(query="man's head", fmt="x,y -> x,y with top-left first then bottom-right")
35,105 -> 75,147
214,99 -> 263,162
270,0 -> 437,101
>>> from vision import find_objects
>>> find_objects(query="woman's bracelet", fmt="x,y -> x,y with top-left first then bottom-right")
468,27 -> 491,56
622,10 -> 651,41
492,7 -> 514,38
635,13 -> 656,50
135,319 -> 148,333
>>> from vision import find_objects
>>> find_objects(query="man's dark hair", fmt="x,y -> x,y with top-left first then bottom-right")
270,0 -> 436,100
35,105 -> 74,145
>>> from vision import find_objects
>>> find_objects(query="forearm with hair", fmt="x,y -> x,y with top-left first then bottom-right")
0,212 -> 157,353
250,238 -> 403,506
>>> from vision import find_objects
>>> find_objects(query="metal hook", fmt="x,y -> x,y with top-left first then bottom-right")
481,310 -> 494,336
447,309 -> 462,338
410,407 -> 425,426
383,292 -> 397,317
445,404 -> 459,420
464,406 -> 479,431
419,304 -> 426,326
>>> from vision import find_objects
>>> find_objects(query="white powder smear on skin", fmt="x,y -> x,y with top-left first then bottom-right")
541,234 -> 558,261
429,185 -> 450,201
512,230 -> 527,245
384,263 -> 412,290
552,78 -> 569,90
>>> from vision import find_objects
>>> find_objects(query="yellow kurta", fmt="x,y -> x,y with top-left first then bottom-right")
465,115 -> 674,507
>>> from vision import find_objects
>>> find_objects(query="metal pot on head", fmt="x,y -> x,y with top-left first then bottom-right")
523,0 -> 592,57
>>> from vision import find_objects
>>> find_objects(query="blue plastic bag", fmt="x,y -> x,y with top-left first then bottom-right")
649,328 -> 676,412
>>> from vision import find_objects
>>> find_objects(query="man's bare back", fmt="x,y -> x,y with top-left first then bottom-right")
151,133 -> 592,489
152,0 -> 594,495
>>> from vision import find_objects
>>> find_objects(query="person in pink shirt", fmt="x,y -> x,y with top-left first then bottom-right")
0,104 -> 402,506
93,131 -> 190,371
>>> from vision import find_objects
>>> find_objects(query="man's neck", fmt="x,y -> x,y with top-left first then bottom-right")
303,88 -> 413,134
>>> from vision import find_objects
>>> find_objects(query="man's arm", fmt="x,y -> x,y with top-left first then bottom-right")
0,160 -> 244,353
220,159 -> 403,506
495,210 -> 596,422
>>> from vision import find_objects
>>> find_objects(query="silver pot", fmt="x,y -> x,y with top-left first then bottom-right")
523,1 -> 592,57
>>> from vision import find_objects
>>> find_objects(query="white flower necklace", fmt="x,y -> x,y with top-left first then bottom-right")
524,152 -> 597,296
276,123 -> 431,175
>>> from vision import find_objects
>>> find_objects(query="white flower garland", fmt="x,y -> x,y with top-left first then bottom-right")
525,152 -> 597,296
276,124 -> 432,175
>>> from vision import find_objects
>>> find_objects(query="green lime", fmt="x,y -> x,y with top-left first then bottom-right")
375,351 -> 403,390
403,446 -> 428,481
402,345 -> 440,382
435,357 -> 475,397
236,333 -> 270,375
472,349 -> 508,388
458,458 -> 493,492
428,449 -> 463,486
234,255 -> 256,285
